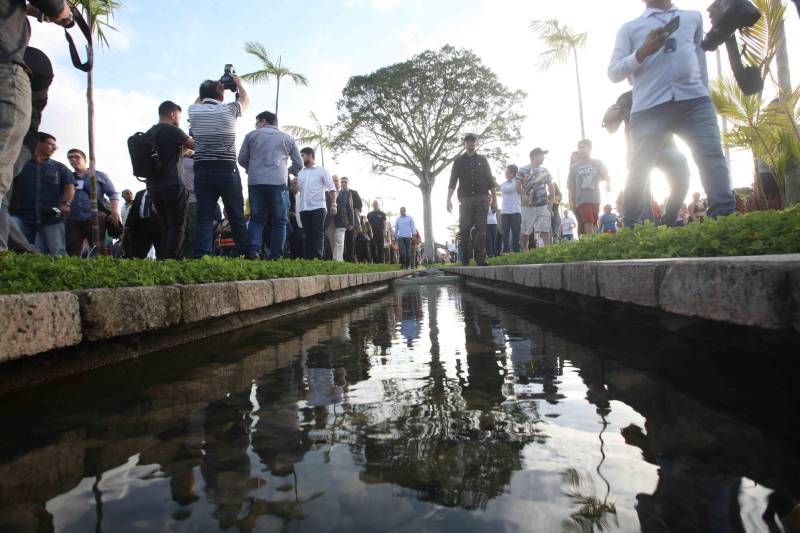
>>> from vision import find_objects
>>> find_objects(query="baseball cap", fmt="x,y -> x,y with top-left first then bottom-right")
530,147 -> 549,156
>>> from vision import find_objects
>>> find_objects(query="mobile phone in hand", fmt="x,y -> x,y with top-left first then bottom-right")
662,16 -> 680,37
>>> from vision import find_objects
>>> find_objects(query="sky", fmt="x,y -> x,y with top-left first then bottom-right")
28,0 -> 800,243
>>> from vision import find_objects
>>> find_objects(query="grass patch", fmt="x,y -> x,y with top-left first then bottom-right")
0,254 -> 399,296
488,207 -> 800,266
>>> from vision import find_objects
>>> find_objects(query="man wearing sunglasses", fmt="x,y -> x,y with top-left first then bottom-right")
608,0 -> 735,227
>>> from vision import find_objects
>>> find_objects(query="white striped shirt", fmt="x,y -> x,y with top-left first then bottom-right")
188,98 -> 242,163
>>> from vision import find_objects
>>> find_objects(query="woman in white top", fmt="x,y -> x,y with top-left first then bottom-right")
486,205 -> 498,258
498,164 -> 522,253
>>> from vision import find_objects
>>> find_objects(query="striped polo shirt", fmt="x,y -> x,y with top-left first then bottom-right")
187,98 -> 242,164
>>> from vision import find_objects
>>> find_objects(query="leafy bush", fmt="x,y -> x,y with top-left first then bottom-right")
488,207 -> 800,266
0,255 -> 399,296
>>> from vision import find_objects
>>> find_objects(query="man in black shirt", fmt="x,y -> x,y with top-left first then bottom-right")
446,133 -> 497,266
146,100 -> 195,259
367,200 -> 386,263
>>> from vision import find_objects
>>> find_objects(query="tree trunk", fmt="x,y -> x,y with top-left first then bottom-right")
775,21 -> 792,95
87,33 -> 100,253
785,160 -> 800,207
319,142 -> 325,167
420,181 -> 435,262
275,77 -> 281,117
573,47 -> 586,140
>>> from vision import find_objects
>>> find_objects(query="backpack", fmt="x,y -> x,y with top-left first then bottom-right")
127,131 -> 161,182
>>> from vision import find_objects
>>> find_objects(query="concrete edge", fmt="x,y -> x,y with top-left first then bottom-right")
0,269 -> 405,363
443,254 -> 800,333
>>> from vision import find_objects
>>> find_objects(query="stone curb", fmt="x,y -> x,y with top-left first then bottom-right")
0,270 -> 405,363
444,255 -> 800,333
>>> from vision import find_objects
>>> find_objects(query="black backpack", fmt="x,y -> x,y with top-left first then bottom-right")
127,131 -> 161,182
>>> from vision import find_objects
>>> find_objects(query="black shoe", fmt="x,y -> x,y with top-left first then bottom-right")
476,260 -> 489,267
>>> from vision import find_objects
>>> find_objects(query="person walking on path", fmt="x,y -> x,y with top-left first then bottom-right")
608,0 -> 735,226
239,110 -> 302,260
367,200 -> 386,264
394,206 -> 416,269
332,176 -> 355,262
296,147 -> 336,259
499,164 -> 522,253
446,133 -> 497,266
568,139 -> 610,236
516,148 -> 555,251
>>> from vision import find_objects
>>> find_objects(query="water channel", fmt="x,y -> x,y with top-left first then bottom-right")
0,284 -> 797,532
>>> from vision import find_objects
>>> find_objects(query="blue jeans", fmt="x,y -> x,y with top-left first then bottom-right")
247,184 -> 289,259
11,216 -> 66,255
193,164 -> 247,258
300,208 -> 326,259
626,97 -> 734,227
398,237 -> 412,268
501,213 -> 521,253
485,224 -> 497,258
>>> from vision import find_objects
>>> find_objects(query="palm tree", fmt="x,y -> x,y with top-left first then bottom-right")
242,41 -> 309,118
72,0 -> 122,253
284,112 -> 332,166
530,19 -> 588,139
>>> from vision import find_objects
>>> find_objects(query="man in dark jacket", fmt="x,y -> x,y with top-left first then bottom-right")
122,189 -> 162,259
332,177 -> 354,262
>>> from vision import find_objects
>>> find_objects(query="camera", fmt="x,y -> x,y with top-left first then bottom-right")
701,0 -> 761,51
40,207 -> 61,220
219,64 -> 238,92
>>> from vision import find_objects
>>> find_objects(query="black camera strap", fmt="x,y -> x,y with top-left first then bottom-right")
725,35 -> 763,95
63,4 -> 93,72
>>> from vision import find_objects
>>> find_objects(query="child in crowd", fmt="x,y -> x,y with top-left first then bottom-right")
598,204 -> 619,234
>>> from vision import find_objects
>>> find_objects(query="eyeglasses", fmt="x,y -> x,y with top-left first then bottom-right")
664,37 -> 677,53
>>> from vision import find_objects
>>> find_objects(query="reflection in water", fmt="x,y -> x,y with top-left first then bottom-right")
0,286 -> 798,532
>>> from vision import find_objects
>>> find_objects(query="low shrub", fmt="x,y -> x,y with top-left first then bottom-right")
0,255 -> 399,295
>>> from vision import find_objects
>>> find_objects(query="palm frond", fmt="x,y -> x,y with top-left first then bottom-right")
244,40 -> 272,64
740,0 -> 787,69
289,72 -> 310,86
72,0 -> 123,48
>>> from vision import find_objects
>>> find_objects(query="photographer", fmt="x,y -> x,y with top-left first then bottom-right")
1,0 -> 72,253
188,75 -> 249,258
608,0 -> 735,226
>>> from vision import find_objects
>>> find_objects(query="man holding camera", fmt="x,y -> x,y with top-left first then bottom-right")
608,0 -> 735,227
238,110 -> 302,260
1,0 -> 73,254
188,76 -> 249,258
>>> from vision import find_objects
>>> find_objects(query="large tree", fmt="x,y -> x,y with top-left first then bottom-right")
333,45 -> 525,260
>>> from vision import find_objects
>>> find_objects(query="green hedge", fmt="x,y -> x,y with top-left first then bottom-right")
0,255 -> 399,296
488,207 -> 800,266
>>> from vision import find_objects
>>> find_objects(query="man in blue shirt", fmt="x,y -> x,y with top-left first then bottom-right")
9,132 -> 75,255
608,0 -> 735,227
65,148 -> 120,256
394,206 -> 417,269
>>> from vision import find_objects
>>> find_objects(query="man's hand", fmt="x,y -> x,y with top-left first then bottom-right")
636,28 -> 668,63
47,3 -> 74,27
490,198 -> 498,213
59,204 -> 71,218
446,198 -> 453,214
109,211 -> 121,225
331,205 -> 338,215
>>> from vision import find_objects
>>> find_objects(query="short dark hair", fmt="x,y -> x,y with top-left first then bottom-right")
37,132 -> 55,143
506,164 -> 518,174
578,139 -> 592,147
256,111 -> 278,126
67,148 -> 86,159
300,147 -> 315,157
199,80 -> 224,100
159,100 -> 182,117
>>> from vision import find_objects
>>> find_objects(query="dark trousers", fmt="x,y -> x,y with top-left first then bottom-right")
485,223 -> 497,258
370,225 -> 384,263
182,202 -> 196,259
501,213 -> 521,253
398,237 -> 412,268
124,218 -> 162,259
288,215 -> 304,258
151,183 -> 188,259
66,214 -> 108,256
344,227 -> 357,262
458,195 -> 489,264
300,208 -> 326,259
194,164 -> 246,258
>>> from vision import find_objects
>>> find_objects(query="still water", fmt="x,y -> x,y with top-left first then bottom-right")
0,285 -> 798,532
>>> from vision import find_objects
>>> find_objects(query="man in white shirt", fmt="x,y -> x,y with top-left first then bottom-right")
296,147 -> 336,259
394,206 -> 417,269
499,164 -> 521,253
560,210 -> 577,241
608,0 -> 734,227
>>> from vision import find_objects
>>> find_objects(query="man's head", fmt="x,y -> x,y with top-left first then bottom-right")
529,148 -> 548,166
122,189 -> 133,203
372,200 -> 380,211
340,176 -> 349,190
332,174 -> 340,190
256,111 -> 277,129
300,147 -> 315,166
67,148 -> 87,171
199,80 -> 225,102
577,139 -> 592,159
563,209 -> 570,218
644,0 -> 673,10
505,164 -> 518,181
693,192 -> 701,201
400,206 -> 407,216
36,132 -> 57,158
604,204 -> 613,214
463,133 -> 478,154
158,100 -> 182,127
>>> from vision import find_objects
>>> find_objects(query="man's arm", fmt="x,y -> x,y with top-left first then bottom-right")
609,23 -> 667,83
234,76 -> 250,112
547,181 -> 556,205
288,139 -> 303,177
446,158 -> 459,213
410,217 -> 416,235
328,190 -> 338,215
101,173 -> 121,222
237,133 -> 250,170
